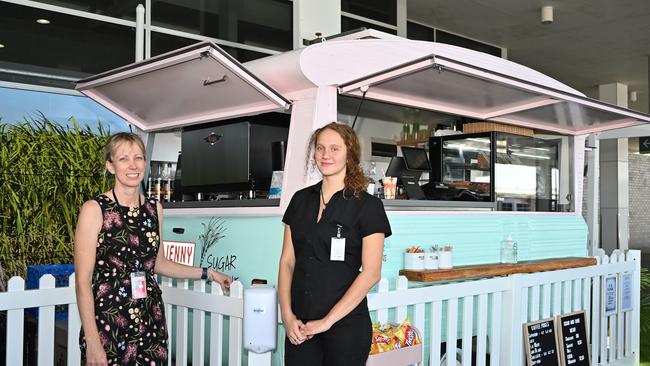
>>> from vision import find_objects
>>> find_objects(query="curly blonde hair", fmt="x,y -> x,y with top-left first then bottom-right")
306,122 -> 368,197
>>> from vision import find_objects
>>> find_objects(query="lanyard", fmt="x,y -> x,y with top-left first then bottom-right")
111,189 -> 144,271
111,188 -> 142,208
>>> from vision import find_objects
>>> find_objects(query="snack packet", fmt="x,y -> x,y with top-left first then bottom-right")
369,317 -> 421,354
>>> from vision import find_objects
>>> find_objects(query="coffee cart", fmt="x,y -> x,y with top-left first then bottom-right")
75,30 -> 650,364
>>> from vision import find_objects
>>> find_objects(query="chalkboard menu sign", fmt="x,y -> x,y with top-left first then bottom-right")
523,317 -> 561,366
558,311 -> 590,366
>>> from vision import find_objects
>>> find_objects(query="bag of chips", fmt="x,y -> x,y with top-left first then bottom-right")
370,317 -> 421,354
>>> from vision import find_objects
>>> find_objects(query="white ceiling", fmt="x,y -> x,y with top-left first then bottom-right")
407,0 -> 650,113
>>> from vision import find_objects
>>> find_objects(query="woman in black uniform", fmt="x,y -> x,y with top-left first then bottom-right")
278,122 -> 391,366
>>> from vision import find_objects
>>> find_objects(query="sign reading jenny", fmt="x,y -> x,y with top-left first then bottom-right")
163,240 -> 196,266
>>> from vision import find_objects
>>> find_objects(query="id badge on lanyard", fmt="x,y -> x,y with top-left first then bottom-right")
130,271 -> 148,299
330,224 -> 346,261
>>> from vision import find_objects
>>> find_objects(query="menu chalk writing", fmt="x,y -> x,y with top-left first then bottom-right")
523,317 -> 560,366
558,311 -> 590,366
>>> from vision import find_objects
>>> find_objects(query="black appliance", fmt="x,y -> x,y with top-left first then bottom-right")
180,114 -> 289,197
271,141 -> 287,171
399,146 -> 431,200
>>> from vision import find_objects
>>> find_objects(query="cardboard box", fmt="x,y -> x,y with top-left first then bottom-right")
463,122 -> 534,137
366,344 -> 423,366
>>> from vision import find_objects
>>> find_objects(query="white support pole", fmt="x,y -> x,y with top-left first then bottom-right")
630,250 -> 641,364
248,352 -> 272,366
396,0 -> 407,38
293,0 -> 341,49
500,274 -> 523,365
145,0 -> 152,59
586,134 -> 600,256
135,4 -> 145,62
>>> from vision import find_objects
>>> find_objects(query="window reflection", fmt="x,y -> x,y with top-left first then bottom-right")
30,0 -> 138,20
151,0 -> 292,51
0,1 -> 135,84
342,0 -> 396,25
0,86 -> 129,133
340,16 -> 397,35
151,32 -> 270,62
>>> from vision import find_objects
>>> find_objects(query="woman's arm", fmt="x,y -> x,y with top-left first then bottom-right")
278,225 -> 306,345
152,203 -> 231,291
301,232 -> 384,336
74,200 -> 107,365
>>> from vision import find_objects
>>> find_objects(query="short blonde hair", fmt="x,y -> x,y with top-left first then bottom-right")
104,132 -> 146,162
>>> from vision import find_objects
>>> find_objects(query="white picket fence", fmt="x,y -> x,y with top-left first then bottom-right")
0,249 -> 641,366
368,249 -> 640,366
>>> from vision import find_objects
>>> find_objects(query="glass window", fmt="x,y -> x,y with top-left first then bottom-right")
0,2 -> 135,88
435,30 -> 502,57
151,0 -> 292,52
151,32 -> 270,62
0,86 -> 129,134
407,21 -> 434,42
151,32 -> 198,56
342,0 -> 396,25
495,133 -> 560,212
438,135 -> 492,202
341,16 -> 397,35
431,132 -> 569,211
29,0 -> 137,20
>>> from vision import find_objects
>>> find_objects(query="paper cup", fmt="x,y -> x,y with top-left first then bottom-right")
383,176 -> 397,199
425,251 -> 439,270
438,251 -> 453,269
404,252 -> 425,270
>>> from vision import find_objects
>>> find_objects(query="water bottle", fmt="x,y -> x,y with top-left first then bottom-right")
500,234 -> 518,264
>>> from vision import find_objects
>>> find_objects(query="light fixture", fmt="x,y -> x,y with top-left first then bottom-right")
541,6 -> 554,24
0,43 -> 5,49
630,91 -> 638,102
36,18 -> 50,24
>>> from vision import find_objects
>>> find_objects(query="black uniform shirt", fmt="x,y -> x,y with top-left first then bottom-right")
282,181 -> 392,320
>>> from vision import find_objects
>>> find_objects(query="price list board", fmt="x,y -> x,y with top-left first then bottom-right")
558,311 -> 590,366
523,317 -> 561,366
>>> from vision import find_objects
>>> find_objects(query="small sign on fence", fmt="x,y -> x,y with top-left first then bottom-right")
523,317 -> 561,366
603,274 -> 618,316
163,241 -> 196,266
620,272 -> 633,312
558,311 -> 590,366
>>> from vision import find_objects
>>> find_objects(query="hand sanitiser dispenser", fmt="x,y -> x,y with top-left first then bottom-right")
243,285 -> 278,353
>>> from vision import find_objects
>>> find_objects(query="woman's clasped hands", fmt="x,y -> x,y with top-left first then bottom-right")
284,316 -> 332,345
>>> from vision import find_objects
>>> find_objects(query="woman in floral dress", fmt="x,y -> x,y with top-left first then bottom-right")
74,133 -> 231,366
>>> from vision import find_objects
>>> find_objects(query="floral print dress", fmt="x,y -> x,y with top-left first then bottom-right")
80,194 -> 168,365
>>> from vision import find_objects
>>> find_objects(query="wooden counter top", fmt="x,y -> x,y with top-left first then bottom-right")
399,257 -> 597,282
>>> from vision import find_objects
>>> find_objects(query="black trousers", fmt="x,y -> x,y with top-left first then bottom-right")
285,311 -> 372,366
